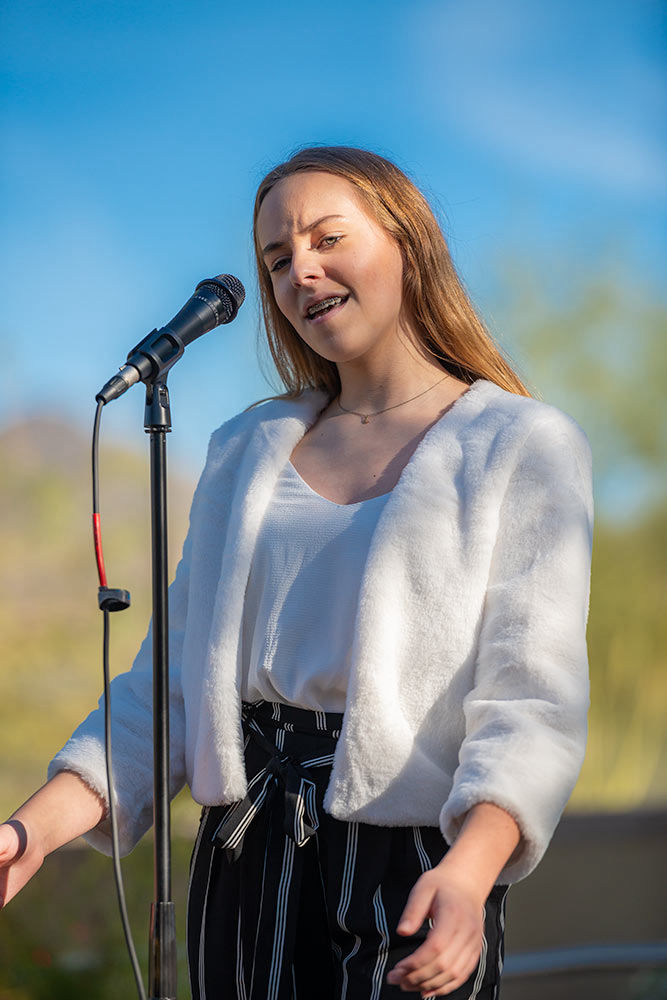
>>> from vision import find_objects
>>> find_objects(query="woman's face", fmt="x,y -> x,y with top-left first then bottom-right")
256,171 -> 408,366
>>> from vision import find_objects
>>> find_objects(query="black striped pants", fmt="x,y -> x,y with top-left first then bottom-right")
187,701 -> 508,999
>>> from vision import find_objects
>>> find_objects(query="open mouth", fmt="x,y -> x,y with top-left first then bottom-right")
305,295 -> 349,320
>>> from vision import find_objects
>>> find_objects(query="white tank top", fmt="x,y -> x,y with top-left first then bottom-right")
241,460 -> 392,712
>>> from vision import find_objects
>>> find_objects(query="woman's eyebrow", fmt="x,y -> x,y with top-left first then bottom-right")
261,214 -> 346,256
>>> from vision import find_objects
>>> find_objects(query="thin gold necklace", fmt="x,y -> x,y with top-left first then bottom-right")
336,375 -> 449,424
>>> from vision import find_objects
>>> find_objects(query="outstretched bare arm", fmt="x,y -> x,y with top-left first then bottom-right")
0,771 -> 106,907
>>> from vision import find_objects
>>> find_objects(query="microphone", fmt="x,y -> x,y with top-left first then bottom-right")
96,273 -> 245,404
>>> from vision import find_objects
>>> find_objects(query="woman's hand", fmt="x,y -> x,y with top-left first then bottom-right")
386,802 -> 521,997
386,863 -> 485,996
0,820 -> 45,907
0,772 -> 106,908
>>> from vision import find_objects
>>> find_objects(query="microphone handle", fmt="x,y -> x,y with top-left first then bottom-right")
96,329 -> 183,404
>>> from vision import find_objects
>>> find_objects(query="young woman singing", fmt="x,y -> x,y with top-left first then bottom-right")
0,146 -> 593,999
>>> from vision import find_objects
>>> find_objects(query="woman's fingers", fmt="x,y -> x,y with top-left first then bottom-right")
411,946 -> 481,995
0,820 -> 44,907
389,938 -> 478,993
387,868 -> 485,992
396,876 -> 436,935
0,820 -> 27,863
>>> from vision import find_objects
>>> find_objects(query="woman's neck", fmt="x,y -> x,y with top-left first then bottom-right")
335,339 -> 451,413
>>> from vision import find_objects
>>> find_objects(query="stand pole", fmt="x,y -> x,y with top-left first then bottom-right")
145,380 -> 177,1000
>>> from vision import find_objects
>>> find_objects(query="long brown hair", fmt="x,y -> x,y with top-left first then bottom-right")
253,146 -> 531,400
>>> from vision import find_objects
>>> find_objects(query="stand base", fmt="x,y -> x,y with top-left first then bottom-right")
148,900 -> 177,999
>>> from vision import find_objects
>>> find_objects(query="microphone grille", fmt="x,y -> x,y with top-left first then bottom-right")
215,274 -> 246,306
196,273 -> 246,324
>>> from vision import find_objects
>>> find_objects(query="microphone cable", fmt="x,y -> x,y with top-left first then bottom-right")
92,398 -> 147,1000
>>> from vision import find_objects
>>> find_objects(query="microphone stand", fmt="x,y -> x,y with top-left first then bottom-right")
95,275 -> 244,998
145,376 -> 177,1000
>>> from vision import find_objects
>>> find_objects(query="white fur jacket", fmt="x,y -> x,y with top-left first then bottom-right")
50,378 -> 594,883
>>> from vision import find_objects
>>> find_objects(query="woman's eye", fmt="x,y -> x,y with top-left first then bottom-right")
270,257 -> 289,273
320,235 -> 342,248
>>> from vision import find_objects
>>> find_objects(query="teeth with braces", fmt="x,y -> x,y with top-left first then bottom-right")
307,296 -> 343,317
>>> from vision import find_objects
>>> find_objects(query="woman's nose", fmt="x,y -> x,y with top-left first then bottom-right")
289,248 -> 324,286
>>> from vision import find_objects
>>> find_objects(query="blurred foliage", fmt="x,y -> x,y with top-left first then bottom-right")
0,834 -> 194,999
574,506 -> 667,808
493,255 -> 667,514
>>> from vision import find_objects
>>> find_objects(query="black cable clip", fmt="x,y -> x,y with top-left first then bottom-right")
98,587 -> 131,613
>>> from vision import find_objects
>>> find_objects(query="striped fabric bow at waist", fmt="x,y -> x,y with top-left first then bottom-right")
212,713 -> 335,862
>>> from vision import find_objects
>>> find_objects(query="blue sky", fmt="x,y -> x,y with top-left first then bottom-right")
2,0 -> 665,508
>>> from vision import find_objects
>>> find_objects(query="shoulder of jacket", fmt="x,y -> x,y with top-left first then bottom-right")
203,388 -> 328,460
476,381 -> 591,456
211,389 -> 324,444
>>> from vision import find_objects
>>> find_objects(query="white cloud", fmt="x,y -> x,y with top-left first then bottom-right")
452,81 -> 667,197
411,0 -> 667,198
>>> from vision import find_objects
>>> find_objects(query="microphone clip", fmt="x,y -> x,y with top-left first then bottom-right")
96,327 -> 185,406
145,380 -> 172,432
127,326 -> 186,381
